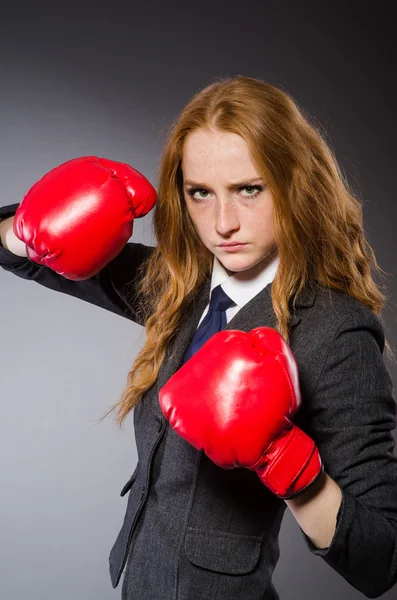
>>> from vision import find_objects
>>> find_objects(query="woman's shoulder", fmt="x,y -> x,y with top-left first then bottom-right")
306,282 -> 385,349
291,284 -> 390,409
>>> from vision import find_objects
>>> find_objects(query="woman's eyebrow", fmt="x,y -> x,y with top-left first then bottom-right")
184,177 -> 264,189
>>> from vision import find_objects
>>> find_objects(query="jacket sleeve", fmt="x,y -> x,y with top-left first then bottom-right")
0,202 -> 155,326
298,305 -> 397,598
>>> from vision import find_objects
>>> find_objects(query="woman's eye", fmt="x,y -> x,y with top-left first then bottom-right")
188,188 -> 208,200
187,184 -> 263,202
242,185 -> 263,197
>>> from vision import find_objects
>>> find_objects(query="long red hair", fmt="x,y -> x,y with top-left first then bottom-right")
101,75 -> 393,426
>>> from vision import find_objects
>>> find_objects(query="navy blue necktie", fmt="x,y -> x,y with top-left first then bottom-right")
182,284 -> 235,364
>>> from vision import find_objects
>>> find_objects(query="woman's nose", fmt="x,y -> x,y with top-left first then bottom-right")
215,198 -> 240,235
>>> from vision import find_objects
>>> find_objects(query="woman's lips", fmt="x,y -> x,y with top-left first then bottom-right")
218,243 -> 247,252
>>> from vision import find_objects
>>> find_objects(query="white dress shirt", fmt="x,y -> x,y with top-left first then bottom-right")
196,252 -> 280,328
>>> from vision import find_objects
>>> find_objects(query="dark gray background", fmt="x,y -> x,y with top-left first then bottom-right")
0,2 -> 396,599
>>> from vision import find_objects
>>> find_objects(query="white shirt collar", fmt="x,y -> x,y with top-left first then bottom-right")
210,251 -> 280,309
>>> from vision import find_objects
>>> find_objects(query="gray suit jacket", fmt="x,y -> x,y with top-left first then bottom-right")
1,201 -> 397,599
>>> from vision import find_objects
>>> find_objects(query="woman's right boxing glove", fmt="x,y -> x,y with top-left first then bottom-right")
13,156 -> 157,280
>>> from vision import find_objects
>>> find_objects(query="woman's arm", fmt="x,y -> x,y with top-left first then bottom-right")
284,470 -> 343,549
0,215 -> 27,256
0,202 -> 155,325
290,306 -> 397,598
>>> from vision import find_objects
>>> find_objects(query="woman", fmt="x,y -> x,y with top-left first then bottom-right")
1,75 -> 397,599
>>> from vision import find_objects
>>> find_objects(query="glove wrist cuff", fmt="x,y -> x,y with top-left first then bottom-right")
254,425 -> 323,499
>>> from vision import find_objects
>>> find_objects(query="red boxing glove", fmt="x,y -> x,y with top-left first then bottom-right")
13,156 -> 157,280
159,327 -> 323,499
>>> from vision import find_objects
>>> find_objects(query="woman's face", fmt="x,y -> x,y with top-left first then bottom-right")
182,127 -> 277,275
